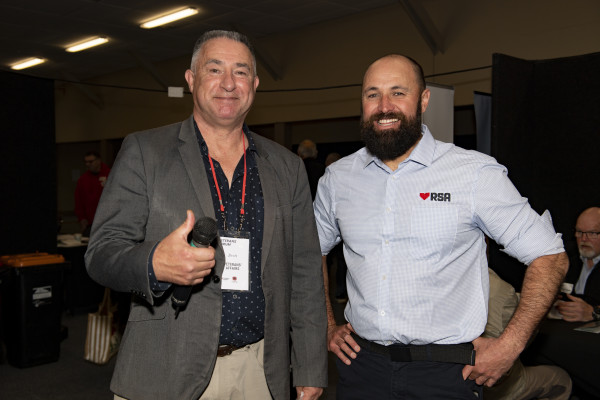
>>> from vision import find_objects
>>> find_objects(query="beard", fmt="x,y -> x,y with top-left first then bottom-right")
360,103 -> 423,162
578,244 -> 597,259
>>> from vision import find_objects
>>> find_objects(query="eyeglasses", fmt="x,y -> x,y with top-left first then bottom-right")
574,231 -> 600,239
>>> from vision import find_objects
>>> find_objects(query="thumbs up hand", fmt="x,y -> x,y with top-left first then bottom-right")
152,210 -> 216,285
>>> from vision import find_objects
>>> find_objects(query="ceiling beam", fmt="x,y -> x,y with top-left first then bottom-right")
398,0 -> 444,55
60,71 -> 104,109
232,25 -> 283,81
128,50 -> 169,90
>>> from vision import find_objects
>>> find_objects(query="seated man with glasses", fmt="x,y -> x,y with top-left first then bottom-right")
556,207 -> 600,322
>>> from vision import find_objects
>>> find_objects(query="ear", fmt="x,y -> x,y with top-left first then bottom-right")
420,88 -> 431,113
184,69 -> 195,93
253,75 -> 260,91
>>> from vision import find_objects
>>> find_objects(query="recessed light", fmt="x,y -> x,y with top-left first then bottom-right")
66,37 -> 109,53
11,58 -> 46,70
140,7 -> 198,29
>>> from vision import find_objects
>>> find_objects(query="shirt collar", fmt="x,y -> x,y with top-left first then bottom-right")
407,124 -> 435,167
193,120 -> 258,157
360,124 -> 436,170
580,253 -> 600,269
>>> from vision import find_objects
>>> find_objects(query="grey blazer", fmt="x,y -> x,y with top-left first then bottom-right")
85,116 -> 328,400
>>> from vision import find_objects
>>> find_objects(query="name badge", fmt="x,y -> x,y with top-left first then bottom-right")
219,230 -> 250,291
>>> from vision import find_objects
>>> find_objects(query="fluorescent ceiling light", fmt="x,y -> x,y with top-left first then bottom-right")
11,58 -> 46,70
140,7 -> 198,29
66,36 -> 109,53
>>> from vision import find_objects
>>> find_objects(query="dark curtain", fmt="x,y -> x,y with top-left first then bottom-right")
489,52 -> 600,290
0,71 -> 57,255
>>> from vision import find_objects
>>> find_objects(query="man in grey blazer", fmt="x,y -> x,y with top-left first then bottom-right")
85,30 -> 327,400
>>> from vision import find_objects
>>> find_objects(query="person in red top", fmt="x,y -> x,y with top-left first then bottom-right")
75,151 -> 110,236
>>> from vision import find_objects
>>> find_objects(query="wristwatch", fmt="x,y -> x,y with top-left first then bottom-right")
592,305 -> 600,321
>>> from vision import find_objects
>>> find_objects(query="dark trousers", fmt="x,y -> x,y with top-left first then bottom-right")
336,346 -> 482,400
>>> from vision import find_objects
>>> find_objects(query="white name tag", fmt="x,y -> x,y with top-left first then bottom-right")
219,230 -> 250,291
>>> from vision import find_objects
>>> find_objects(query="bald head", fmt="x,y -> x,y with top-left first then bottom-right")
363,55 -> 426,94
297,139 -> 318,159
577,207 -> 600,227
361,54 -> 430,122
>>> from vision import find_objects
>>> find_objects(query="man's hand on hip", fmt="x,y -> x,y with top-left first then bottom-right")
462,336 -> 519,387
328,322 -> 360,365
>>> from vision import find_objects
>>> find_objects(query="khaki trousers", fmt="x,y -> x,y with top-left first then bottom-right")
484,360 -> 572,400
114,339 -> 271,400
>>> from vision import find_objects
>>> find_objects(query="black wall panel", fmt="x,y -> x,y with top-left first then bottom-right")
0,71 -> 57,255
489,52 -> 600,289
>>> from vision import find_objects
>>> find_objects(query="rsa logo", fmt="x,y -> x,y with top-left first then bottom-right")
420,192 -> 451,202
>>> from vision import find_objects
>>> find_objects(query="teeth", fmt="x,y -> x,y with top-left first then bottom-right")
378,118 -> 398,124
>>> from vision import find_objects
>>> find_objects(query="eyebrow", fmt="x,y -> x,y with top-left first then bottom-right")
204,59 -> 251,70
364,84 -> 409,93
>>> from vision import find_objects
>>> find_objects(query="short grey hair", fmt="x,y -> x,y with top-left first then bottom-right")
190,30 -> 257,76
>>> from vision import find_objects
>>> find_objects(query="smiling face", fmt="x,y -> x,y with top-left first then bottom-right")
184,37 -> 259,130
360,55 -> 430,163
362,56 -> 428,131
576,207 -> 600,259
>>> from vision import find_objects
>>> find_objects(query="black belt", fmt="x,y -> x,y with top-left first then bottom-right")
217,344 -> 244,357
351,333 -> 475,365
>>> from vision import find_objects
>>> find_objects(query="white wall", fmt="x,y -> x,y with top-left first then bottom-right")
423,83 -> 455,143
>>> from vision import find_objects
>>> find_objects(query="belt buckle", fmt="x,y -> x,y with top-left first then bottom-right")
389,346 -> 412,362
217,345 -> 235,357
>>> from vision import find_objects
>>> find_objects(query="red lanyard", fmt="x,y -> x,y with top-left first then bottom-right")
207,134 -> 247,231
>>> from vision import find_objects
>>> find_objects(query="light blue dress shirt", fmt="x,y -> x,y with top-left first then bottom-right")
314,125 -> 564,345
575,254 -> 600,295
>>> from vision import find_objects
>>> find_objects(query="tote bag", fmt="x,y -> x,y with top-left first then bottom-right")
84,287 -> 121,364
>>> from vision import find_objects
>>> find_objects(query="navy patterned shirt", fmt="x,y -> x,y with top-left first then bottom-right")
195,122 -> 266,347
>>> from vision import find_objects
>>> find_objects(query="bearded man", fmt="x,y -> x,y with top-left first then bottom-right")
313,54 -> 568,399
556,207 -> 600,322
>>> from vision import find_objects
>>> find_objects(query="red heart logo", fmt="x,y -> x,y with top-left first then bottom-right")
420,193 -> 430,200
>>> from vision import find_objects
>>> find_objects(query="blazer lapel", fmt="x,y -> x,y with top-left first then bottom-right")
178,116 -> 215,220
177,116 -> 225,274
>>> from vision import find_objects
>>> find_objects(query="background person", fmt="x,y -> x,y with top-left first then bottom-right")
85,30 -> 326,400
74,151 -> 110,236
297,139 -> 325,200
325,152 -> 341,167
484,268 -> 572,400
556,207 -> 600,322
